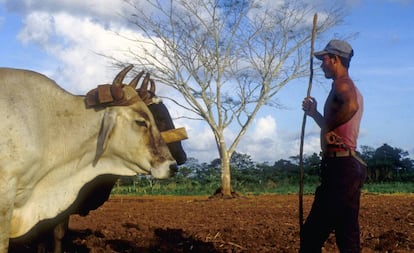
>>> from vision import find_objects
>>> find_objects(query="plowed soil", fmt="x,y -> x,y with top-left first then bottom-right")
11,194 -> 414,252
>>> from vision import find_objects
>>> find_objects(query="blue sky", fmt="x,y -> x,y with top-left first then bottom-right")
0,0 -> 413,163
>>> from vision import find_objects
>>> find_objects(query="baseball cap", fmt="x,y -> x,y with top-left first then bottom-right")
314,40 -> 354,60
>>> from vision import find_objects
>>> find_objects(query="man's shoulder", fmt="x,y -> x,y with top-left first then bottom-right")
334,76 -> 354,85
333,76 -> 356,91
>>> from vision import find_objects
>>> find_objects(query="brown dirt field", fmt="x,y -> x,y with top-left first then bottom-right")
11,194 -> 414,252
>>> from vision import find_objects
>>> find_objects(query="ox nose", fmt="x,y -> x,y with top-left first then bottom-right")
169,163 -> 178,176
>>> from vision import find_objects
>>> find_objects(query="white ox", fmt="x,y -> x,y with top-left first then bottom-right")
0,66 -> 177,253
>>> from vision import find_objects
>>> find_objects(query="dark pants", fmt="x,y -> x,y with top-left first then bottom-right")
299,156 -> 366,253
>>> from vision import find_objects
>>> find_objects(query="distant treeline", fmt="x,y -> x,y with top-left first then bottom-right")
115,143 -> 414,195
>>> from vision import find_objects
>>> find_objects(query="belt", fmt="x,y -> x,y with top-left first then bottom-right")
323,150 -> 356,158
322,150 -> 367,166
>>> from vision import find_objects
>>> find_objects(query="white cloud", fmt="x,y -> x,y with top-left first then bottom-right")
5,0 -> 137,94
18,12 -> 54,46
175,114 -> 315,163
16,9 -> 151,94
3,0 -> 127,21
252,115 -> 277,138
231,115 -> 317,162
183,123 -> 218,162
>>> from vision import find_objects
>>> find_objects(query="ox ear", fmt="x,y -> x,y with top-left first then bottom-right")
94,110 -> 117,165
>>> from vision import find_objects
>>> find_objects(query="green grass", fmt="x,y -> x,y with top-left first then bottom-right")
362,182 -> 414,194
111,180 -> 414,196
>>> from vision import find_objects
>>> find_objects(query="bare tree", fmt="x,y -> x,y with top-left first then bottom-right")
116,0 -> 344,197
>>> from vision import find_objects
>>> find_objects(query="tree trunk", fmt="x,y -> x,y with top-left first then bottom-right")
220,148 -> 232,198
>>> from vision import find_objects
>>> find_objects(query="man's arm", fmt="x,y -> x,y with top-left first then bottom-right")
302,97 -> 325,128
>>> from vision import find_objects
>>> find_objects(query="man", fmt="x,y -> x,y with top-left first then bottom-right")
300,39 -> 366,253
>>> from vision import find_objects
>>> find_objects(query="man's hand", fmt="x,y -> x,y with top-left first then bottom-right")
302,97 -> 318,118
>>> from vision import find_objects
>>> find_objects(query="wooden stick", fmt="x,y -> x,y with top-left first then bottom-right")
299,13 -> 318,237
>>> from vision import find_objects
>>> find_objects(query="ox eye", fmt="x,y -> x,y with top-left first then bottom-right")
135,119 -> 148,128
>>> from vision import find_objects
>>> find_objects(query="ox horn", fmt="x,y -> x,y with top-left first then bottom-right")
112,65 -> 134,87
129,70 -> 145,89
140,73 -> 151,91
149,79 -> 156,93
